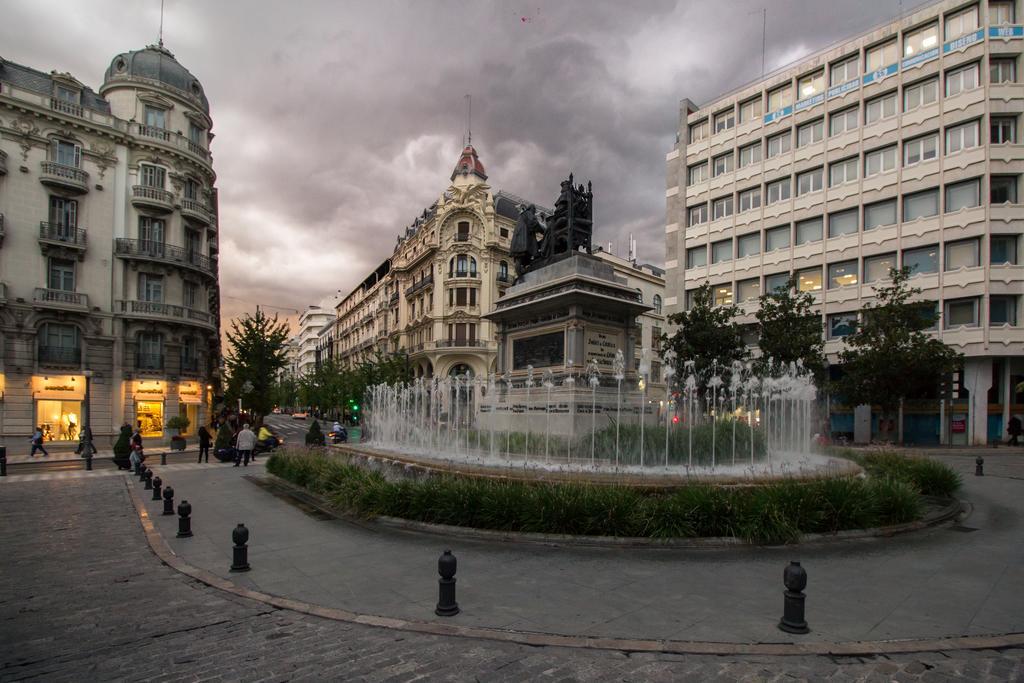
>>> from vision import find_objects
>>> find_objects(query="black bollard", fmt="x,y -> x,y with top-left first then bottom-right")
162,486 -> 175,516
975,456 -> 984,476
0,446 -> 7,477
435,549 -> 460,616
161,451 -> 167,466
85,450 -> 92,471
152,476 -> 162,501
176,500 -> 193,538
779,561 -> 809,634
230,524 -> 251,572
144,469 -> 153,490
138,464 -> 148,482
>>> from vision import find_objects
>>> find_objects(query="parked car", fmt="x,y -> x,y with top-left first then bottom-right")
292,412 -> 307,420
272,407 -> 281,414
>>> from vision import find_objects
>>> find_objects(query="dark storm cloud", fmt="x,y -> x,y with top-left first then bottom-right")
3,0 -> 902,325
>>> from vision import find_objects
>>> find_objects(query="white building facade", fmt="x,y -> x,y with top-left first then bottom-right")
664,0 -> 1023,444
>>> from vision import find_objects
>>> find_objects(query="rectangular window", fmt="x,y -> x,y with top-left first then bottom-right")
144,106 -> 166,129
712,195 -> 734,220
945,120 -> 980,154
140,164 -> 166,188
713,152 -> 734,176
48,258 -> 75,291
828,312 -> 858,338
945,298 -> 979,327
991,116 -> 1017,144
945,63 -> 979,96
828,208 -> 858,238
945,239 -> 980,270
864,145 -> 897,177
991,175 -> 1018,204
737,278 -> 761,301
689,119 -> 708,143
686,245 -> 707,269
990,295 -> 1018,325
865,92 -> 897,123
713,285 -> 734,307
188,123 -> 204,145
903,78 -> 938,111
796,168 -> 823,196
766,177 -> 791,204
864,198 -> 897,230
864,252 -> 897,282
798,70 -> 824,99
765,271 -> 791,292
55,85 -> 79,104
688,204 -> 708,226
991,0 -> 1015,24
829,106 -> 858,136
795,217 -> 823,245
139,273 -> 164,302
766,131 -> 791,157
738,186 -> 761,212
138,217 -> 165,251
685,289 -> 697,310
739,97 -> 762,123
455,288 -> 468,306
738,142 -> 761,167
830,55 -> 859,86
711,239 -> 733,264
904,133 -> 939,165
51,139 -> 81,167
945,4 -> 979,40
903,22 -> 938,58
829,157 -> 858,186
795,266 -> 822,292
688,162 -> 708,184
990,235 -> 1018,265
184,281 -> 198,309
828,260 -> 859,289
945,178 -> 981,212
765,225 -> 790,251
48,196 -> 78,230
903,245 -> 939,274
797,118 -> 824,147
767,84 -> 792,111
714,108 -> 735,133
737,232 -> 760,257
990,58 -> 1017,84
866,40 -> 898,71
904,188 -> 939,221
184,178 -> 200,201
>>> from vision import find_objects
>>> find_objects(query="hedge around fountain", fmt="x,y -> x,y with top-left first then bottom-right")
265,450 -> 959,544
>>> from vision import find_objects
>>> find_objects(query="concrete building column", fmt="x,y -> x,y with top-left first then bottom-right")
964,357 -> 993,446
1003,359 -> 1012,444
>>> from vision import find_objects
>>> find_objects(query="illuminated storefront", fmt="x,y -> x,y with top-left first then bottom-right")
133,380 -> 165,438
32,375 -> 85,442
177,381 -> 201,436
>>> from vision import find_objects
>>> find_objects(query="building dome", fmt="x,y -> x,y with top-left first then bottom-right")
102,44 -> 209,114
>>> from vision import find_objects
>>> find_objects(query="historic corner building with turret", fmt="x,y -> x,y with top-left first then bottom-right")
664,0 -> 1023,445
0,44 -> 221,453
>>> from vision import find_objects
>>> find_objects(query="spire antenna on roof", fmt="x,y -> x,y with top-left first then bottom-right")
158,0 -> 165,47
464,93 -> 472,146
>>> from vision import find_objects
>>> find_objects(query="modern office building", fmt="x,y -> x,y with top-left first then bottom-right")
664,0 -> 1022,444
0,44 -> 221,452
295,298 -> 337,376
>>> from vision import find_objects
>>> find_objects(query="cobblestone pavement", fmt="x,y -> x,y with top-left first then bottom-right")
1,477 -> 1023,682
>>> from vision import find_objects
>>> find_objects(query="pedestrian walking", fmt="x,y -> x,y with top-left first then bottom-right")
198,425 -> 212,463
29,426 -> 49,457
235,423 -> 256,467
1009,415 -> 1022,447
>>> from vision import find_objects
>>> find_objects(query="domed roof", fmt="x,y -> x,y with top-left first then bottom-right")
450,144 -> 487,182
102,44 -> 209,114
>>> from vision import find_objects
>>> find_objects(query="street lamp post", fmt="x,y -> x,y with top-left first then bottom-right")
83,370 -> 94,470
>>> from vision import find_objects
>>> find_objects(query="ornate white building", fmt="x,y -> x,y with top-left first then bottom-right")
0,44 -> 221,452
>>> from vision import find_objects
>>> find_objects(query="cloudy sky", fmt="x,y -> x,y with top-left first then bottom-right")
4,0 -> 907,330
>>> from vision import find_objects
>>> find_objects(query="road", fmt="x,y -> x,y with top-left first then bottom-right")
266,413 -> 360,445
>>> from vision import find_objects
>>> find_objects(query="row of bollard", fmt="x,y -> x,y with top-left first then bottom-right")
130,461 -> 810,633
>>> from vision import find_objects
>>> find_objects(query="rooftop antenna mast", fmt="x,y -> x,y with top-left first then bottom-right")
464,93 -> 472,146
158,0 -> 165,47
749,8 -> 766,77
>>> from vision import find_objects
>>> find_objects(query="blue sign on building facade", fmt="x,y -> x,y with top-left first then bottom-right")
901,47 -> 939,69
943,28 -> 984,52
827,78 -> 859,100
794,93 -> 824,112
763,106 -> 793,125
989,25 -> 1023,38
862,63 -> 898,85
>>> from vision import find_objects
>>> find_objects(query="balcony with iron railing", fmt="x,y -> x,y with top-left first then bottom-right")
455,233 -> 471,242
496,272 -> 512,284
40,161 -> 89,194
50,97 -> 83,117
405,273 -> 434,297
0,149 -> 8,175
39,222 -> 87,253
131,184 -> 174,213
436,338 -> 492,349
132,123 -> 212,165
33,287 -> 88,311
114,239 -> 216,277
116,299 -> 216,331
180,356 -> 201,373
136,353 -> 164,371
447,269 -> 480,281
38,345 -> 81,366
180,198 -> 216,226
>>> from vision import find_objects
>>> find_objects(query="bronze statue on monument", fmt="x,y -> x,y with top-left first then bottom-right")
509,174 -> 593,282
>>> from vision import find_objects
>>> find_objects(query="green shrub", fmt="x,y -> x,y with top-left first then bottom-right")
215,422 -> 233,450
305,420 -> 325,446
857,451 -> 962,497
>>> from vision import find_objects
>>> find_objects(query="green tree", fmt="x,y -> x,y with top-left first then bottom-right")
755,275 -> 825,381
833,267 -> 962,439
224,308 -> 290,422
305,419 -> 325,446
214,422 -> 233,451
662,282 -> 747,379
271,373 -> 299,410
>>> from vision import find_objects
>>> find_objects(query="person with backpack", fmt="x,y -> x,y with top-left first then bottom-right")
29,426 -> 48,457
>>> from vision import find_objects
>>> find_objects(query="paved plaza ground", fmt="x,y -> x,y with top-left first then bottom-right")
1,452 -> 1023,680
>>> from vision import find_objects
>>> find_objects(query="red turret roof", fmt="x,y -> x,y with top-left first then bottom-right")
450,144 -> 487,181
